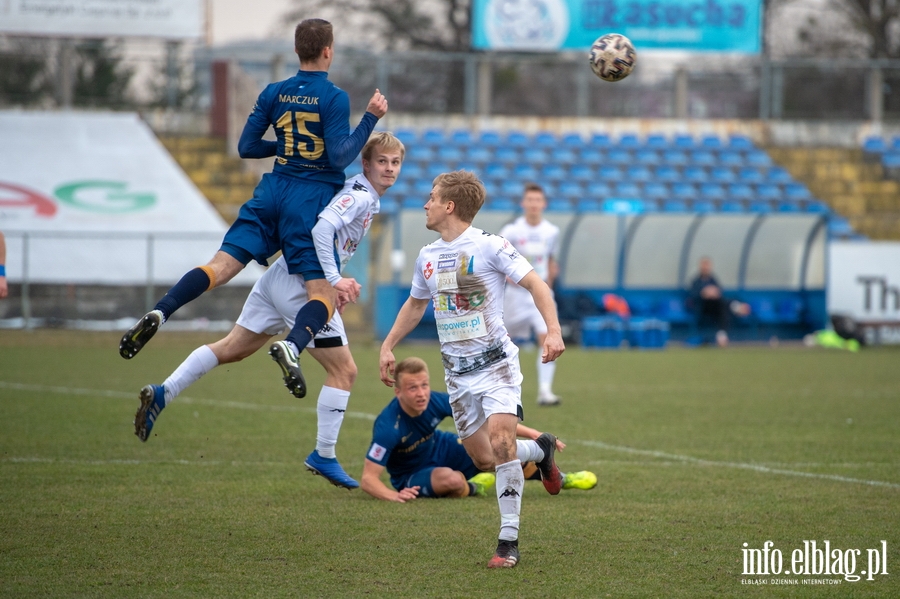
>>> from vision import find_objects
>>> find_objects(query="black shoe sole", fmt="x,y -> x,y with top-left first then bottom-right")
119,313 -> 161,359
134,385 -> 156,442
269,344 -> 307,398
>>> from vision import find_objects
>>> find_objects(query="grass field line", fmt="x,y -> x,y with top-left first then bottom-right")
0,380 -> 376,422
576,440 -> 900,489
4,380 -> 898,490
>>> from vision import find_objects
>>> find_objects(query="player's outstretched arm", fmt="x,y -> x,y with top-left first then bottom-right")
516,271 -> 565,363
516,424 -> 566,451
379,296 -> 430,386
361,459 -> 419,502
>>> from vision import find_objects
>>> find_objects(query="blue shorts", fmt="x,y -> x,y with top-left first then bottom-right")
391,432 -> 481,498
220,173 -> 340,278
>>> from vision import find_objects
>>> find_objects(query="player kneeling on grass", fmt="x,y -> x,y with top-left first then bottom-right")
361,357 -> 597,502
132,132 -> 404,490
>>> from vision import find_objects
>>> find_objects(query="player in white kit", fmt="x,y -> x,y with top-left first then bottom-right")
379,170 -> 565,569
132,132 -> 404,490
500,182 -> 562,406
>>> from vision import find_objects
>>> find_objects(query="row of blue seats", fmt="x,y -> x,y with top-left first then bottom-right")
392,178 -> 813,202
862,136 -> 900,154
404,146 -> 773,168
386,195 -> 830,215
392,163 -> 794,185
395,129 -> 759,152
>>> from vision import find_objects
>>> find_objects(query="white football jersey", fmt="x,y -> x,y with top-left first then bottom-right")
318,173 -> 380,273
499,216 -> 559,282
410,226 -> 534,374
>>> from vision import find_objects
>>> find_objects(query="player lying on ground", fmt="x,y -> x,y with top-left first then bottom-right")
133,132 -> 404,490
120,19 -> 387,373
361,356 -> 597,502
379,170 -> 566,568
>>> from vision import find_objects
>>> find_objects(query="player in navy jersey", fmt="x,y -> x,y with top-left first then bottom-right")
361,357 -> 596,502
120,19 -> 387,372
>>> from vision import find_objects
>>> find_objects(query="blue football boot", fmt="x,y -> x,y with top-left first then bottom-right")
135,384 -> 166,442
304,450 -> 359,489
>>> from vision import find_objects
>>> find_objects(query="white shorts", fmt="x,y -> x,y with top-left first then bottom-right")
235,261 -> 347,349
444,349 -> 523,440
504,285 -> 547,340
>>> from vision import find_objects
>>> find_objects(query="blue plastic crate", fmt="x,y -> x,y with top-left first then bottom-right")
581,316 -> 625,349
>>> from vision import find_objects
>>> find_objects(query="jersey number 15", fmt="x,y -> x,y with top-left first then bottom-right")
276,111 -> 324,160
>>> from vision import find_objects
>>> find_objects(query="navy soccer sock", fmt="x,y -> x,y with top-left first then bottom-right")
285,299 -> 330,354
154,267 -> 213,320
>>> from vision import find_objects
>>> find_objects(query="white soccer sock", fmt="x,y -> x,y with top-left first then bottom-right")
537,355 -> 556,395
496,459 -> 524,542
162,345 -> 219,405
315,386 -> 350,459
516,439 -> 545,464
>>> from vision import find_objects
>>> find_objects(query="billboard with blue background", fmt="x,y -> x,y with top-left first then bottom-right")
472,0 -> 762,53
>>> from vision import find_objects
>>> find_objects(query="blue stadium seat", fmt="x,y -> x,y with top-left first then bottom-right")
727,134 -> 755,151
425,162 -> 451,179
579,147 -> 604,163
390,180 -> 412,196
570,164 -> 593,182
746,150 -> 773,167
766,166 -> 793,184
400,162 -> 423,179
395,128 -> 418,146
577,199 -> 603,212
710,167 -> 736,183
614,182 -> 642,198
692,199 -> 717,213
700,135 -> 724,151
484,197 -> 517,211
749,200 -> 775,213
654,165 -> 680,183
626,165 -> 653,182
635,149 -> 661,165
478,131 -> 503,147
561,132 -> 585,148
506,131 -> 530,147
449,129 -> 474,146
484,162 -> 510,179
672,182 -> 698,200
662,199 -> 688,212
645,134 -> 669,150
643,182 -> 669,200
777,201 -> 801,213
589,133 -> 613,149
862,136 -> 887,154
522,147 -> 549,164
690,150 -> 716,167
805,200 -> 831,213
547,198 -> 574,211
540,164 -> 567,182
718,151 -> 744,167
683,166 -> 708,183
541,181 -> 559,198
482,180 -> 501,198
554,148 -> 577,164
662,150 -> 688,166
379,198 -> 400,215
882,152 -> 900,169
699,183 -> 727,201
494,147 -> 519,164
891,136 -> 900,150
828,216 -> 855,236
456,161 -> 478,173
437,146 -> 463,163
412,179 -> 434,197
607,149 -> 632,165
673,134 -> 696,150
618,133 -> 641,150
511,163 -> 538,180
407,146 -> 435,163
720,200 -> 746,212
402,196 -> 425,209
602,198 -> 645,213
738,167 -> 764,184
558,181 -> 585,199
500,179 -> 523,197
778,298 -> 804,323
466,146 -> 492,163
586,181 -> 612,198
534,131 -> 557,147
421,129 -> 446,146
643,199 -> 661,212
757,183 -> 782,201
784,182 -> 812,201
728,183 -> 754,200
598,165 -> 624,181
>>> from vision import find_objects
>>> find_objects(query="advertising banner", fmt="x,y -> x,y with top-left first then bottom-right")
0,0 -> 204,39
828,241 -> 900,345
0,110 -> 261,285
472,0 -> 762,53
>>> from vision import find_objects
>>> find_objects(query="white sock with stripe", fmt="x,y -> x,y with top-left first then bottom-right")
315,386 -> 350,459
496,459 -> 523,542
162,345 -> 219,405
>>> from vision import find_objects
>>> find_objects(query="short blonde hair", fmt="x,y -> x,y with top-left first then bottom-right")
394,356 -> 429,388
432,170 -> 486,223
362,131 -> 405,161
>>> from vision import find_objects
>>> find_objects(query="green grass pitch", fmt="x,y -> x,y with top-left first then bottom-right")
1,330 -> 898,598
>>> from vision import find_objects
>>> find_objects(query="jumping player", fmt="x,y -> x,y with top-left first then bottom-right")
132,132 -> 404,490
500,182 -> 562,406
378,170 -> 566,569
361,357 -> 597,502
120,19 -> 387,381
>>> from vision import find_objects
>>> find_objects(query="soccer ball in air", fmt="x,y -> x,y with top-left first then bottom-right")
589,33 -> 636,82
